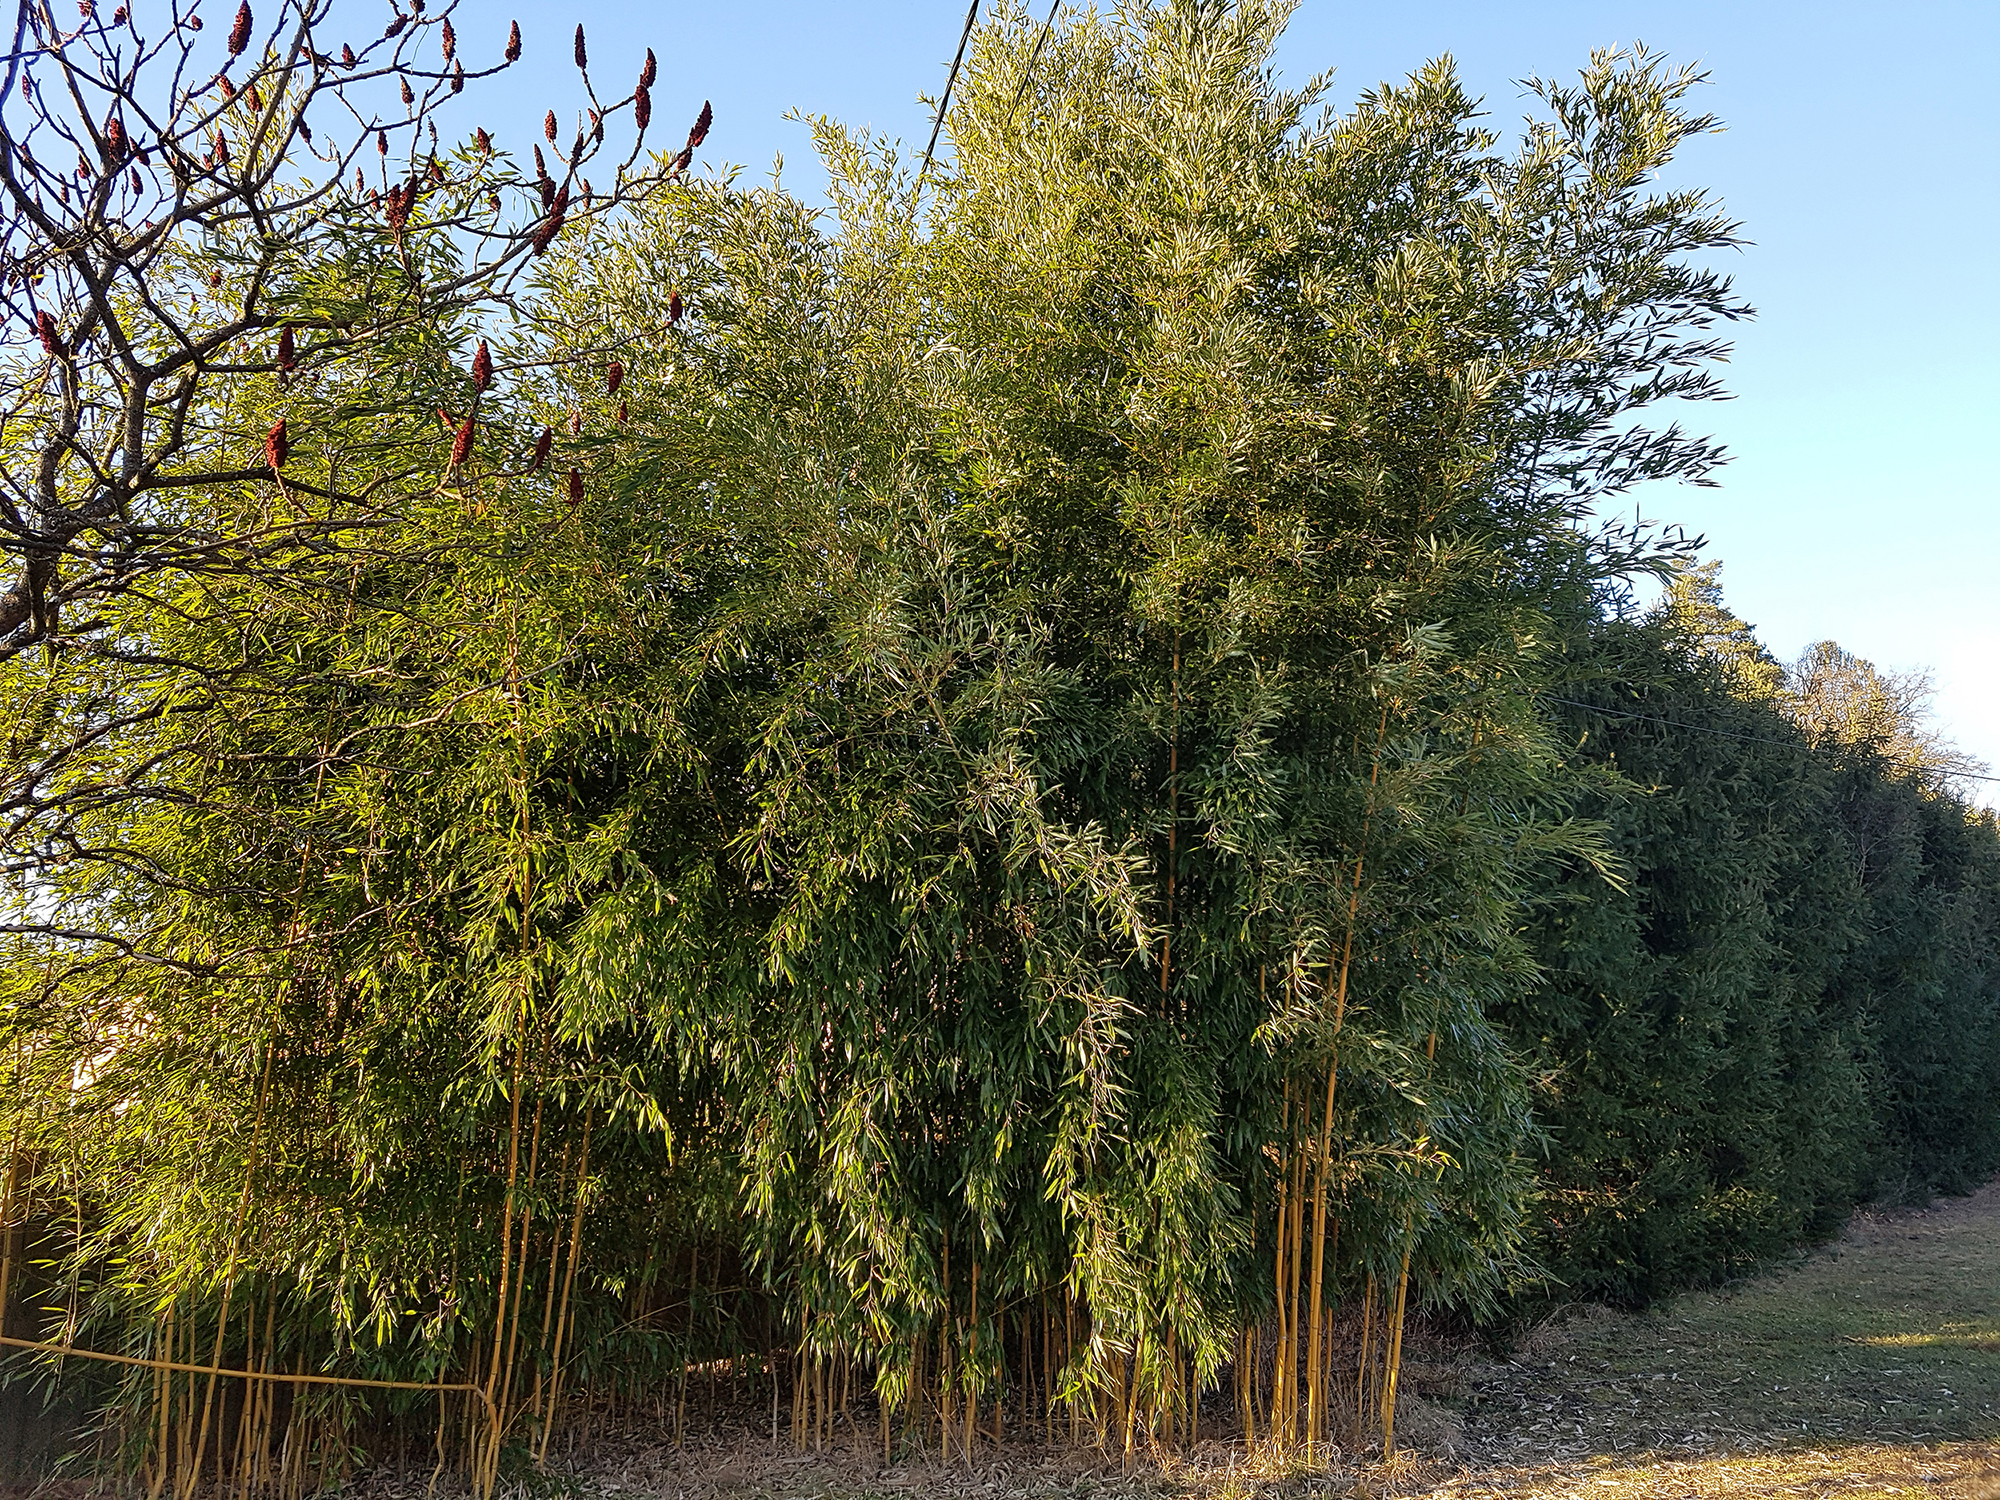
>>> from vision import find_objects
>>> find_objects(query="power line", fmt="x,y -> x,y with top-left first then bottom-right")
1007,0 -> 1063,127
915,0 -> 981,196
1544,696 -> 2000,785
892,0 -> 1995,796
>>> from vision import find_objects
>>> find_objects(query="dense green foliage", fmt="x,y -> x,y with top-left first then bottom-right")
1514,569 -> 2000,1307
2,0 -> 1996,1485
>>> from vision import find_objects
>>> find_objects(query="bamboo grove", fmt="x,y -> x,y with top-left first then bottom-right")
3,0 -> 1998,1489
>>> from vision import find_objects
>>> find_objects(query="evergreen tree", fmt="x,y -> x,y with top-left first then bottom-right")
1515,577 -> 2000,1306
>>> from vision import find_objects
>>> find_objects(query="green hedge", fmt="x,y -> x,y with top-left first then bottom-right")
1509,601 -> 2000,1307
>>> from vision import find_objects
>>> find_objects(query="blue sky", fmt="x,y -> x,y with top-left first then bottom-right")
468,0 -> 1997,786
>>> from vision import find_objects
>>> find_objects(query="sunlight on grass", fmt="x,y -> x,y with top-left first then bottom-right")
1430,1442 -> 2000,1499
1858,1328 -> 2000,1352
1413,1185 -> 2000,1498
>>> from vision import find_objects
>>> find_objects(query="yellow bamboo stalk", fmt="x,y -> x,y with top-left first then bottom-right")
1354,1273 -> 1375,1439
179,1307 -> 194,1487
1284,1126 -> 1305,1444
1161,634 -> 1181,1003
1065,1288 -> 1078,1448
528,1139 -> 572,1432
477,1038 -> 527,1494
1116,1346 -> 1136,1465
1306,1062 -> 1333,1455
939,1233 -> 954,1464
535,1113 -> 591,1465
461,1322 -> 485,1471
496,1094 -> 546,1439
789,1348 -> 801,1449
1386,1043 -> 1435,1461
1043,1296 -> 1055,1447
965,1258 -> 980,1466
144,1336 -> 164,1500
228,1286 -> 255,1497
148,1307 -> 172,1500
1380,1245 -> 1411,1458
183,1032 -> 278,1500
255,1289 -> 276,1495
0,1144 -> 19,1341
1269,1075 -> 1289,1451
480,577 -> 536,1498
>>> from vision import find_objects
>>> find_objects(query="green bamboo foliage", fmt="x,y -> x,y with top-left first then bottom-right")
3,1 -> 1993,1489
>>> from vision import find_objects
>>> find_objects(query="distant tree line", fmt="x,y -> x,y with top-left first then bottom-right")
1,0 -> 1994,1489
1523,567 -> 2000,1307
1520,568 -> 1992,1312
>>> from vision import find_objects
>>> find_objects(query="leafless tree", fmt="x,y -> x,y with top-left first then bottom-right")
0,0 -> 706,655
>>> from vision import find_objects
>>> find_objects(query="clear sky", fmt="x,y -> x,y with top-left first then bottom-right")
464,0 -> 1998,785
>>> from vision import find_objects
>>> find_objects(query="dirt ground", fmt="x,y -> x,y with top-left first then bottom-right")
502,1180 -> 1999,1500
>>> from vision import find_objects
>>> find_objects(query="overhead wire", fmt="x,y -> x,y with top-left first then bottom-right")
894,2 -> 1994,796
1007,0 -> 1064,126
914,0 -> 1061,203
915,0 -> 982,197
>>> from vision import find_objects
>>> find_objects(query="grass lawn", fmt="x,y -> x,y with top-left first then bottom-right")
1425,1177 -> 2000,1497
